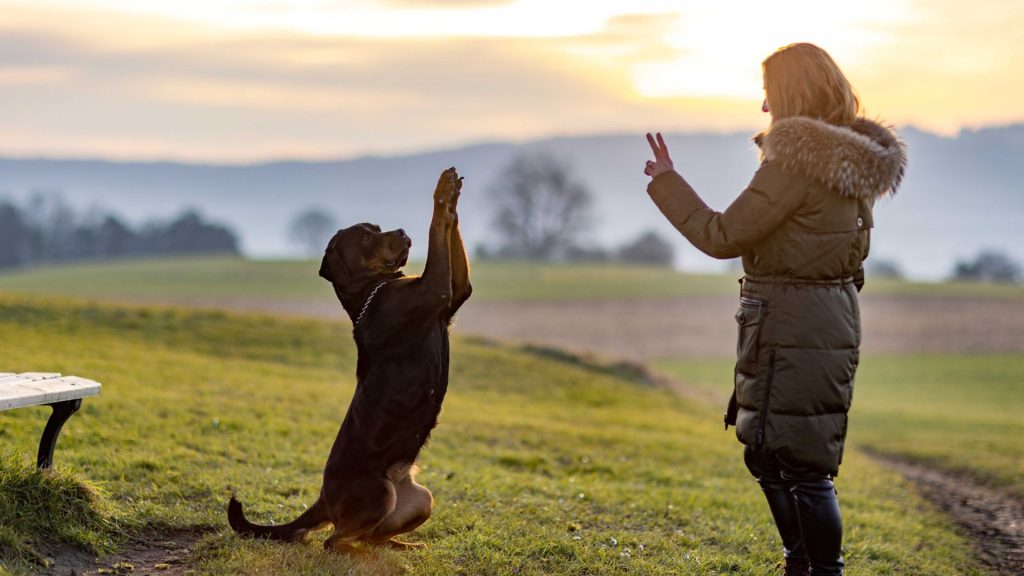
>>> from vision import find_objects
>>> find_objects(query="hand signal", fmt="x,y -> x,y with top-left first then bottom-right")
644,132 -> 674,178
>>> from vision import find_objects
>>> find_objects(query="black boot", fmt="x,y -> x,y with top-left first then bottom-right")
791,478 -> 844,575
759,476 -> 810,570
745,447 -> 810,572
784,557 -> 811,576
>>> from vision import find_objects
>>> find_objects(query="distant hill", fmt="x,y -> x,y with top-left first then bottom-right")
1,125 -> 1022,280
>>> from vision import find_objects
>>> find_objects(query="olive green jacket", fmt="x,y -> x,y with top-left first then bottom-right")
648,116 -> 906,475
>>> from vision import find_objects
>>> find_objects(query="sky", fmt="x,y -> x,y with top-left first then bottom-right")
1,0 -> 1022,162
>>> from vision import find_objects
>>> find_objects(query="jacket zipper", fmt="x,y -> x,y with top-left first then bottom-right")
756,349 -> 776,450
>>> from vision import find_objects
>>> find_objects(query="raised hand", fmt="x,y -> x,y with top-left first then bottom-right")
644,132 -> 674,178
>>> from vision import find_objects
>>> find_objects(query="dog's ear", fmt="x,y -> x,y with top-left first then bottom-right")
319,249 -> 351,286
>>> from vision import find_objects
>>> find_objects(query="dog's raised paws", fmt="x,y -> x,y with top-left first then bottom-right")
434,167 -> 459,206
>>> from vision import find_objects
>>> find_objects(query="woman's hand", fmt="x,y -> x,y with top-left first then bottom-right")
644,132 -> 674,178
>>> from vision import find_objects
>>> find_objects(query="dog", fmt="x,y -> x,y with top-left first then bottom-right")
228,167 -> 471,553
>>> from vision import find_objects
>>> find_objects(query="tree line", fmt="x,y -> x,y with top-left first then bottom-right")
284,153 -> 678,267
0,194 -> 239,269
477,152 -> 1020,281
479,153 -> 676,266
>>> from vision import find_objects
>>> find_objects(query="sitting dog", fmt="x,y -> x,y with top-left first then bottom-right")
228,167 -> 471,552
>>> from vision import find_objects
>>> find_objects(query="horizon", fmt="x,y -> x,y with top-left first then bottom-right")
1,121 -> 1021,166
2,0 -> 1023,162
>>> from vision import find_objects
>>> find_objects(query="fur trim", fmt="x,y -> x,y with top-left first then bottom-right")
754,117 -> 907,199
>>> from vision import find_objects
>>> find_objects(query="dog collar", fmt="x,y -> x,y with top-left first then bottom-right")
354,280 -> 393,327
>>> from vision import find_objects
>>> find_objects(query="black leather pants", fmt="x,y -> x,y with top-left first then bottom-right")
744,446 -> 845,575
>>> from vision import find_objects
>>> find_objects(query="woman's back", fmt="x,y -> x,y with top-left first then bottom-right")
741,116 -> 904,282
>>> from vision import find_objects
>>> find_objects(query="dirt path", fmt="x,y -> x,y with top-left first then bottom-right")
36,530 -> 202,576
454,294 -> 1024,360
867,452 -> 1024,576
166,294 -> 1024,360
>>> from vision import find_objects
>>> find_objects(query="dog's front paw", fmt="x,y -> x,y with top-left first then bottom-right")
450,171 -> 463,207
434,167 -> 458,208
449,171 -> 463,224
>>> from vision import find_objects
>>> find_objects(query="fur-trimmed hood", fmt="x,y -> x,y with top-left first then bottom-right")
754,117 -> 907,199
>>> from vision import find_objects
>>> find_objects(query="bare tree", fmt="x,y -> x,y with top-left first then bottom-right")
288,207 -> 338,258
488,152 -> 593,260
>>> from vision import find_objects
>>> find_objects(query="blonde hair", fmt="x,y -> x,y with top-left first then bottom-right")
763,43 -> 859,125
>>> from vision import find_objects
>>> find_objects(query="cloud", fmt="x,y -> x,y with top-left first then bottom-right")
0,65 -> 72,85
6,1 -> 1021,159
0,11 -> 745,160
0,21 -> 733,159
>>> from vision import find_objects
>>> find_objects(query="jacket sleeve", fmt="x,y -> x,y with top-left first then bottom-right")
646,162 -> 808,259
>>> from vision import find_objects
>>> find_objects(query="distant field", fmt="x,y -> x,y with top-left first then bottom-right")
0,295 -> 985,575
654,355 -> 1024,499
0,256 -> 1020,303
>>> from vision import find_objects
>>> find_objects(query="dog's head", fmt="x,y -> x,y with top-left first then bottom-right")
319,223 -> 412,289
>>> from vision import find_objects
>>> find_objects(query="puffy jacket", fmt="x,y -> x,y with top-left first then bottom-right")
647,116 -> 906,475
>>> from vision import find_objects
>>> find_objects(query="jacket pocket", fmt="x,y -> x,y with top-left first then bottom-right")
734,297 -> 764,375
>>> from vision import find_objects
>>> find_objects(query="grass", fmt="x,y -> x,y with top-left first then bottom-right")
653,355 -> 1024,499
0,256 -> 1020,304
0,294 -> 990,575
0,455 -> 114,565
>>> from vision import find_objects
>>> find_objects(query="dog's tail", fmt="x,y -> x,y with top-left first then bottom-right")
228,495 -> 329,541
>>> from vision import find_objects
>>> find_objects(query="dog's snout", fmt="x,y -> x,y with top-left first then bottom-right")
395,228 -> 412,247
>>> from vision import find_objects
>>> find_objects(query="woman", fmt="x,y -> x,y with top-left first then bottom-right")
643,43 -> 906,575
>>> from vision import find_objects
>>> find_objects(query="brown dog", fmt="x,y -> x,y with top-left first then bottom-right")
228,167 -> 471,552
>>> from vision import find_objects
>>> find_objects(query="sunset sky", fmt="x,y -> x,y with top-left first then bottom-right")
2,0 -> 1021,162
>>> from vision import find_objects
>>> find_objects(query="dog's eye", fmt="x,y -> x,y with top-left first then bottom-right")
362,234 -> 371,243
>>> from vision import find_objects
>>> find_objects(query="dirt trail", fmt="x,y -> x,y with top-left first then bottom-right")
452,294 -> 1024,360
173,293 -> 1024,360
36,530 -> 201,576
868,452 -> 1024,576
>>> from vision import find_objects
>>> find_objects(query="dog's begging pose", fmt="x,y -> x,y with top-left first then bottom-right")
228,167 -> 471,552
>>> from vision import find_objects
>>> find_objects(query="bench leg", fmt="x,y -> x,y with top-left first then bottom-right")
36,399 -> 82,470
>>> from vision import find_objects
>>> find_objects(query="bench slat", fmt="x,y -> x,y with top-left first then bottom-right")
0,374 -> 102,411
0,376 -> 65,388
0,373 -> 62,383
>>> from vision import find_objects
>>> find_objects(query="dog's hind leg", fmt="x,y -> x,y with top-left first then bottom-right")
360,474 -> 433,549
321,477 -> 397,554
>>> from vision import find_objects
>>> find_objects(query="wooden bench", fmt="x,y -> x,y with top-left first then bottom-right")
0,373 -> 102,469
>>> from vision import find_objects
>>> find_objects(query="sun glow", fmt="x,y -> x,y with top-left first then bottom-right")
7,0 -> 913,100
1,0 -> 1021,159
632,0 -> 913,99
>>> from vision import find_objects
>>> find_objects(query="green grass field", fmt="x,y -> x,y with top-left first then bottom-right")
0,295 -> 988,575
654,355 -> 1024,499
0,256 -> 1020,303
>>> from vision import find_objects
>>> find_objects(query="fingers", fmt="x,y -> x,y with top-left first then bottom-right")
644,160 -> 655,176
656,133 -> 671,162
646,132 -> 659,157
646,132 -> 672,163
